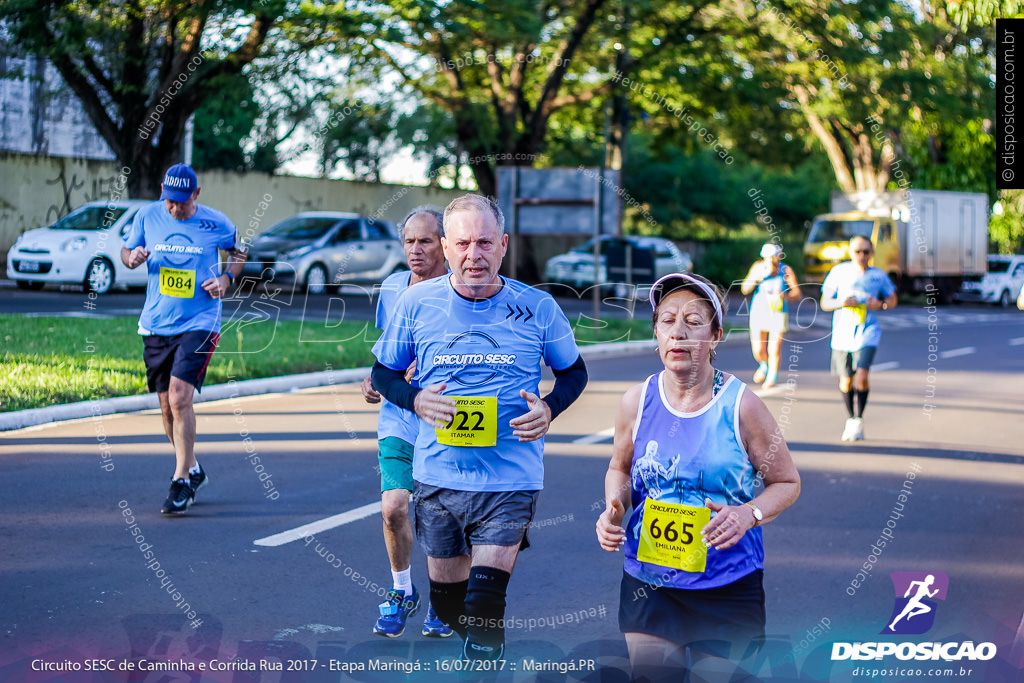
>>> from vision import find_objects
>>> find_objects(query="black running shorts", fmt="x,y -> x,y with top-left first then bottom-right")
619,568 -> 765,659
143,330 -> 219,394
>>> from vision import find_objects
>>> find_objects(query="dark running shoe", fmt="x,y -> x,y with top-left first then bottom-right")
189,462 -> 208,499
161,478 -> 194,515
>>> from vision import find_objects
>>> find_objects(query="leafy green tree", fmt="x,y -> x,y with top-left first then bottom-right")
729,0 -> 995,196
947,0 -> 1022,27
0,0 -> 289,197
191,71 -> 260,172
298,0 -> 727,196
319,99 -> 403,181
991,192 -> 1024,254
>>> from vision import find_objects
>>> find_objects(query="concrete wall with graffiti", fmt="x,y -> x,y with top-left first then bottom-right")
0,152 -> 462,256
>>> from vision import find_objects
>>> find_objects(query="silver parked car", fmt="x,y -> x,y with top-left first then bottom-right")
6,200 -> 151,293
544,235 -> 693,296
242,212 -> 405,294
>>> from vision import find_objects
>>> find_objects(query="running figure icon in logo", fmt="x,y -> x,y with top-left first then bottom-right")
883,571 -> 949,635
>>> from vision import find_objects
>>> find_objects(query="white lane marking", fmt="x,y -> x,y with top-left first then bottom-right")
574,427 -> 615,444
1010,337 -> 1024,346
939,346 -> 976,359
254,501 -> 381,547
871,361 -> 899,372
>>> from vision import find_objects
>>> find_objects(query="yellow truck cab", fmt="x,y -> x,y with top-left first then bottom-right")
804,211 -> 900,285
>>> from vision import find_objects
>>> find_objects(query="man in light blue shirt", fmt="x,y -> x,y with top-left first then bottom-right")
360,206 -> 452,639
121,163 -> 247,514
820,235 -> 897,442
370,194 -> 588,661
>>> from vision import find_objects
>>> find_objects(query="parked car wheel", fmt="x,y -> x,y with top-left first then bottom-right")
999,289 -> 1012,308
304,263 -> 329,295
15,280 -> 45,291
84,258 -> 115,294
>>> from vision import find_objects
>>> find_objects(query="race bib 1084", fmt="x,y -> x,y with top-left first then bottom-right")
636,498 -> 711,573
435,396 -> 498,447
159,267 -> 196,298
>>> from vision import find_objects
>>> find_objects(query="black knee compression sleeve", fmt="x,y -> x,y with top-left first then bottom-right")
464,566 -> 511,656
430,579 -> 469,639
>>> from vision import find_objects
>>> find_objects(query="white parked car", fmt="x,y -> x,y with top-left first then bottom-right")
543,235 -> 693,296
6,200 -> 151,293
955,255 -> 1024,306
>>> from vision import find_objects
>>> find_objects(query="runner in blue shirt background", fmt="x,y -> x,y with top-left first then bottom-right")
360,206 -> 453,639
121,163 -> 247,514
370,194 -> 588,662
820,235 -> 898,442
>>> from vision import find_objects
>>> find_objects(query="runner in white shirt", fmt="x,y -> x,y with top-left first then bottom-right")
819,236 -> 897,442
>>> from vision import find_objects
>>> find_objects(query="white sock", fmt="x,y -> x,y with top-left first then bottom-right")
392,567 -> 412,595
189,463 -> 201,475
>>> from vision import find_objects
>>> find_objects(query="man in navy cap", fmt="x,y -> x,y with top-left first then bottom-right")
121,163 -> 248,514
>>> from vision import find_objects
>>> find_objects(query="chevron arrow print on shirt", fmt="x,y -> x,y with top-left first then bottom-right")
505,303 -> 534,323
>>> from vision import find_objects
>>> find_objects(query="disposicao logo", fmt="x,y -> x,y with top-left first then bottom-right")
831,571 -> 997,663
883,571 -> 948,635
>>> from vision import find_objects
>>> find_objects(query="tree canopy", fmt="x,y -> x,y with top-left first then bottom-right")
1,0 -> 1009,248
0,0 -> 289,197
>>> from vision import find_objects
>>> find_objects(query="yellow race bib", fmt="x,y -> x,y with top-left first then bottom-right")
435,396 -> 497,447
636,498 -> 711,573
847,304 -> 867,325
159,267 -> 196,298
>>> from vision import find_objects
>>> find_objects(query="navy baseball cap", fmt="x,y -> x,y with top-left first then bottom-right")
160,163 -> 198,202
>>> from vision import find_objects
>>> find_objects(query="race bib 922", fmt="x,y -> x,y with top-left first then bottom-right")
435,396 -> 497,447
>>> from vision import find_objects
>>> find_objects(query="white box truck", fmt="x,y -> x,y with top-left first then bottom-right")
804,190 -> 989,300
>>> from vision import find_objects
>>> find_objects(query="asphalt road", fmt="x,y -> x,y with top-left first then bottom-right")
1,307 -> 1024,682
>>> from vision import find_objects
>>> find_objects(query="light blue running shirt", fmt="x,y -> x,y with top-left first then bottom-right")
372,275 -> 581,492
624,372 -> 764,590
374,269 -> 420,443
123,201 -> 237,335
821,262 -> 896,351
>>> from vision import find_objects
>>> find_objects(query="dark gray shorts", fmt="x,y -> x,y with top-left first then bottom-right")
412,482 -> 540,558
830,346 -> 877,378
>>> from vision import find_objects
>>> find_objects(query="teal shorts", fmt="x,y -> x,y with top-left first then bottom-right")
378,437 -> 414,493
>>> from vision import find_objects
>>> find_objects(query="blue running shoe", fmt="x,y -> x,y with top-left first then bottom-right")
373,587 -> 420,637
422,603 -> 454,638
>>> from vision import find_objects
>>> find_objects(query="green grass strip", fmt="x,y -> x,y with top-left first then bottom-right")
1,313 -> 656,412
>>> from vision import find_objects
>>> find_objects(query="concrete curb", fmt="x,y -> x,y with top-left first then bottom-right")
0,341 -> 661,432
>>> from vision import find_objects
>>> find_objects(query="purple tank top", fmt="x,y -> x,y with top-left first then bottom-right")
623,371 -> 764,590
